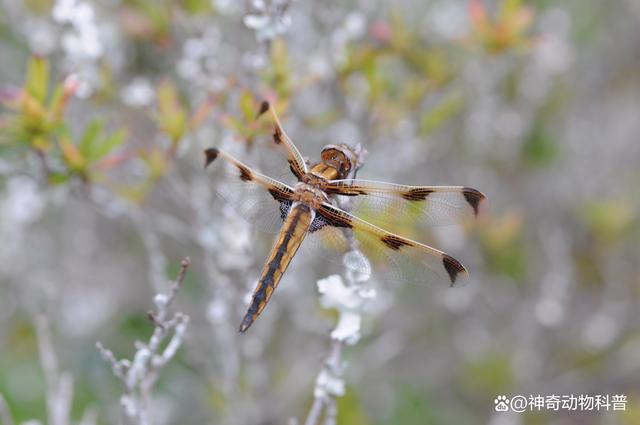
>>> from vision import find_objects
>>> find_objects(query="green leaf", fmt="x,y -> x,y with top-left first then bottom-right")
239,90 -> 256,123
91,128 -> 127,161
268,39 -> 292,98
460,354 -> 513,397
79,119 -> 104,158
419,94 -> 463,137
182,0 -> 213,15
48,172 -> 70,185
382,386 -> 450,425
25,57 -> 49,104
580,200 -> 634,244
59,137 -> 86,171
522,127 -> 557,167
156,80 -> 186,142
47,84 -> 64,114
499,0 -> 523,18
337,387 -> 370,425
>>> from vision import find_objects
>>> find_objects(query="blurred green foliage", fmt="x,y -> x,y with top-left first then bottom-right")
580,200 -> 634,246
478,211 -> 527,282
468,0 -> 536,53
336,387 -> 369,425
522,126 -> 557,167
0,57 -> 128,184
1,0 -> 638,424
460,354 -> 513,397
380,386 -> 450,425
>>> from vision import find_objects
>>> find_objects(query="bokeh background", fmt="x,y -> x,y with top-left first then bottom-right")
1,0 -> 639,424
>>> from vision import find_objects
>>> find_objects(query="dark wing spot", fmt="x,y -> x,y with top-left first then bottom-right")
380,234 -> 412,251
401,188 -> 434,201
237,165 -> 253,182
442,254 -> 466,284
344,188 -> 369,196
273,125 -> 283,145
326,185 -> 368,196
317,205 -> 353,229
256,100 -> 270,119
463,187 -> 486,216
203,148 -> 219,169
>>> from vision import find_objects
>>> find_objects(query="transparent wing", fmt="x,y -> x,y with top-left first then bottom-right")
300,203 -> 469,287
203,148 -> 294,233
255,100 -> 308,181
325,179 -> 486,231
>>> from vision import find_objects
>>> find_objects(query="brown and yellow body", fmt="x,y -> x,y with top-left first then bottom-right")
309,162 -> 340,180
206,102 -> 483,334
239,145 -> 361,332
239,202 -> 315,332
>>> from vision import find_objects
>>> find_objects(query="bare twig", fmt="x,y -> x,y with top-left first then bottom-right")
34,315 -> 74,425
0,394 -> 14,425
303,399 -> 323,425
77,407 -> 98,425
97,257 -> 192,425
303,247 -> 374,425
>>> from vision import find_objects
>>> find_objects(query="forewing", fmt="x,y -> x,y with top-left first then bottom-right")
325,179 -> 486,230
307,203 -> 469,287
204,148 -> 294,233
255,101 -> 308,181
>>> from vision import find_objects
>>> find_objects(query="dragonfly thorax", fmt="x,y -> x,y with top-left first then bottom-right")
292,182 -> 329,209
301,170 -> 331,187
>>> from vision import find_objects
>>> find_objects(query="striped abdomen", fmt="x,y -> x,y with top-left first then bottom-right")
239,203 -> 313,332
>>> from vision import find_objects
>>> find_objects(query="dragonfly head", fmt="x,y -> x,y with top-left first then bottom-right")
321,143 -> 367,179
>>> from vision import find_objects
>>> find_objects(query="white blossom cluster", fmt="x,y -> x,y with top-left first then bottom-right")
96,258 -> 191,425
120,78 -> 155,108
243,0 -> 293,43
176,28 -> 227,92
303,249 -> 375,425
51,0 -> 105,98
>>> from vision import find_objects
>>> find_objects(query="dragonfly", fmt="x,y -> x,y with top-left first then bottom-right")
204,101 -> 486,332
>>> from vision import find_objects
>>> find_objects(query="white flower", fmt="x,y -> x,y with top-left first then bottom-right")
53,0 -> 105,97
317,274 -> 375,312
213,0 -> 241,15
183,38 -> 207,60
207,298 -> 228,323
52,0 -> 77,24
71,2 -> 95,28
318,275 -> 356,310
27,21 -> 57,55
344,12 -> 366,39
154,294 -> 168,309
62,24 -> 102,60
243,0 -> 292,42
217,209 -> 253,270
176,31 -> 221,85
314,369 -> 345,399
2,177 -> 44,226
331,312 -> 361,344
120,78 -> 155,107
317,273 -> 376,345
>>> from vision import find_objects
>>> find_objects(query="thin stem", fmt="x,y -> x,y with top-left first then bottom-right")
97,257 -> 191,425
303,398 -> 324,425
0,394 -> 14,425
